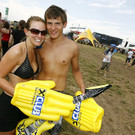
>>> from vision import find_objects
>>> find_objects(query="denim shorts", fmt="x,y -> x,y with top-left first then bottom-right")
126,58 -> 131,63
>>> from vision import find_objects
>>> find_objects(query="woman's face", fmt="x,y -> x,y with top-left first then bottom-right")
26,21 -> 46,47
110,47 -> 114,51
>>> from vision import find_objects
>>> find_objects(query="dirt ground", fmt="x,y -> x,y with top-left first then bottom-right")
59,44 -> 135,135
0,43 -> 135,135
74,44 -> 135,135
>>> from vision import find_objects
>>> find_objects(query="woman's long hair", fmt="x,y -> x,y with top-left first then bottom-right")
3,21 -> 9,29
104,47 -> 115,55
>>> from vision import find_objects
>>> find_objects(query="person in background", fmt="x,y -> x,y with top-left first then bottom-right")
0,16 -> 46,135
0,12 -> 2,60
36,5 -> 86,135
0,12 -> 2,20
97,47 -> 115,77
124,49 -> 133,66
0,21 -> 11,56
104,44 -> 107,49
125,53 -> 135,68
8,20 -> 26,47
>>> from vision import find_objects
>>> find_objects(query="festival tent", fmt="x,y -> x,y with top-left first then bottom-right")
75,29 -> 100,46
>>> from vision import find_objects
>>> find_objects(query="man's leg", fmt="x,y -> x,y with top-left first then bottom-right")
103,70 -> 107,77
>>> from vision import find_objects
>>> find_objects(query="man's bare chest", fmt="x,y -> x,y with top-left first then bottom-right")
40,48 -> 73,65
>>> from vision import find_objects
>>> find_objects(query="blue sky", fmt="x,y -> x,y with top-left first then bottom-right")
0,0 -> 135,43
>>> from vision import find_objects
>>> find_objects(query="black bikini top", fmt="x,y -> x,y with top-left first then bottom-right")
11,42 -> 39,79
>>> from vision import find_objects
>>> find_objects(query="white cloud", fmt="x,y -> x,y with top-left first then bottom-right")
115,9 -> 134,14
0,0 -> 44,21
88,0 -> 127,8
64,17 -> 121,40
64,13 -> 135,43
66,14 -> 122,32
75,0 -> 84,4
0,0 -> 135,43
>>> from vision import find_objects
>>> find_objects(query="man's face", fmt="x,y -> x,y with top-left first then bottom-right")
46,17 -> 67,39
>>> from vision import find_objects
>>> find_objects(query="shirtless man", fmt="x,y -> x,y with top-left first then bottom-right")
37,5 -> 85,94
36,5 -> 86,135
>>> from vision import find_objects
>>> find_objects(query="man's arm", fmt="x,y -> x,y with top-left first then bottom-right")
71,43 -> 85,94
126,52 -> 129,57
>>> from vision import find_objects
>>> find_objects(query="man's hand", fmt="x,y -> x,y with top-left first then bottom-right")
81,86 -> 85,95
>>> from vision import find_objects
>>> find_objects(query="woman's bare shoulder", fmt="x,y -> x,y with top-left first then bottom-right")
0,43 -> 25,69
1,28 -> 9,33
7,42 -> 25,57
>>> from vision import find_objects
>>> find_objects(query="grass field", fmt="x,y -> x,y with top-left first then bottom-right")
0,43 -> 135,135
48,43 -> 135,135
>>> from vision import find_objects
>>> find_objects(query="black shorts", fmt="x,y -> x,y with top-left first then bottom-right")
126,58 -> 131,63
131,59 -> 135,66
0,92 -> 28,132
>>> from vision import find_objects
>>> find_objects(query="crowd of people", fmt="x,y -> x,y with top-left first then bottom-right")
0,5 -> 135,135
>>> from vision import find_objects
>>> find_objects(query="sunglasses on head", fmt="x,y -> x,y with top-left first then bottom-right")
29,28 -> 47,36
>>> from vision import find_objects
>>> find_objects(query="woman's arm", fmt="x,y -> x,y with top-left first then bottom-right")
0,46 -> 20,95
8,34 -> 13,47
103,53 -> 109,60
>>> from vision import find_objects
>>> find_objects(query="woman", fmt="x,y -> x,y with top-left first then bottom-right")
8,20 -> 26,47
0,16 -> 46,135
0,12 -> 2,58
97,47 -> 115,77
0,21 -> 11,56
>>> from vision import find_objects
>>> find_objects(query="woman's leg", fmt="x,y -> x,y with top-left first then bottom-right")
0,129 -> 15,135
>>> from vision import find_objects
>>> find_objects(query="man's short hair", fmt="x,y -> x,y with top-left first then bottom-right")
44,5 -> 67,25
